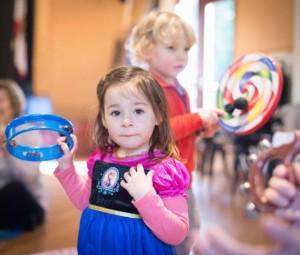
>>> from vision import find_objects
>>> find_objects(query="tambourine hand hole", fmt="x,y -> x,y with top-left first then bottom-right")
259,158 -> 282,189
263,158 -> 283,183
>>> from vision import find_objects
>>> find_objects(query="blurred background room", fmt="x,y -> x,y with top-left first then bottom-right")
0,0 -> 299,254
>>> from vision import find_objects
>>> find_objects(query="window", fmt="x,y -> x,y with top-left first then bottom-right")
202,0 -> 235,109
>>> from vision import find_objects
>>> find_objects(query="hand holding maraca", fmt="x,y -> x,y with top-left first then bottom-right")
247,130 -> 300,214
264,162 -> 300,222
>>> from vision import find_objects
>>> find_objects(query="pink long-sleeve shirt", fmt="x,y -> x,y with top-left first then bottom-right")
54,149 -> 190,245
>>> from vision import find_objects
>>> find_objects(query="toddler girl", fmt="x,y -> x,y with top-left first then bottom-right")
54,66 -> 190,255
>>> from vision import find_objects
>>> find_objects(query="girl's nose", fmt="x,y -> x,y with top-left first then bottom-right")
122,117 -> 133,127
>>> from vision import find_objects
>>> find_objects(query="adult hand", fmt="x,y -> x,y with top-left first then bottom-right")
264,163 -> 300,210
121,163 -> 154,201
193,215 -> 300,255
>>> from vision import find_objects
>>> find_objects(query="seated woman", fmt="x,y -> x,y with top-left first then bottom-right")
0,79 -> 47,232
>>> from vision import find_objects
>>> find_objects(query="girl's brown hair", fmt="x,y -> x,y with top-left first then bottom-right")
93,66 -> 179,160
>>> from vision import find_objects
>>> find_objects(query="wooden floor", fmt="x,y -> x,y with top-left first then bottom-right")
0,149 -> 273,255
0,161 -> 82,255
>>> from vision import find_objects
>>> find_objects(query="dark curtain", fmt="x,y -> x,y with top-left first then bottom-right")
0,0 -> 34,96
0,0 -> 14,79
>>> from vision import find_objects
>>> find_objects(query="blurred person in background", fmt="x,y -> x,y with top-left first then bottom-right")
0,79 -> 47,232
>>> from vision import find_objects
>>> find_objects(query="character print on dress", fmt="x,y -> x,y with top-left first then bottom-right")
96,166 -> 120,196
89,160 -> 150,214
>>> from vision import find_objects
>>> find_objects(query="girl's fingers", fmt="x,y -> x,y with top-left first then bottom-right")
136,163 -> 144,172
58,134 -> 78,152
57,136 -> 67,144
129,166 -> 137,176
60,141 -> 70,153
123,171 -> 131,182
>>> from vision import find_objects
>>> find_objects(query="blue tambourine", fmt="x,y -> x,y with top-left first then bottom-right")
5,114 -> 74,161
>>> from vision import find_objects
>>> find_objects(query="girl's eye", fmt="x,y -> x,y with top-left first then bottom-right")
135,109 -> 144,115
111,111 -> 120,116
185,48 -> 190,52
167,46 -> 175,50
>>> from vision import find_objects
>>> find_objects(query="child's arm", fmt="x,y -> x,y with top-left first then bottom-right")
170,113 -> 203,140
54,164 -> 91,211
133,189 -> 188,245
54,135 -> 91,211
170,109 -> 225,140
121,163 -> 189,245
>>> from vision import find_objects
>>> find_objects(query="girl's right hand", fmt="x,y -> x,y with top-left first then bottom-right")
120,164 -> 154,201
57,134 -> 78,172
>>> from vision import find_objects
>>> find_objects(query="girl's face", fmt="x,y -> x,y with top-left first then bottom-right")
102,83 -> 159,157
147,31 -> 190,84
0,89 -> 14,125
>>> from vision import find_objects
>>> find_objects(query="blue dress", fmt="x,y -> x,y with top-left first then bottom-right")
77,160 -> 175,255
78,150 -> 190,255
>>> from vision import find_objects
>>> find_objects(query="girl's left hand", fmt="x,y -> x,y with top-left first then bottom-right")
121,163 -> 154,201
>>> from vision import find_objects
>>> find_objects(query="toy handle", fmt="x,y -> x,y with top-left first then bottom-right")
249,130 -> 300,212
